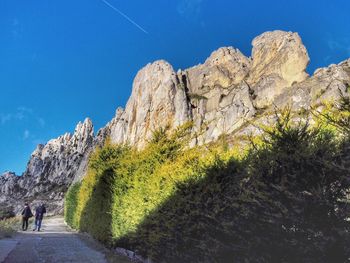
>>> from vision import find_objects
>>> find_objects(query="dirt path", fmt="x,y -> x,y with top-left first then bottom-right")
0,217 -> 130,263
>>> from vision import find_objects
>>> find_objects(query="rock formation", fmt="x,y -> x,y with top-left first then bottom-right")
108,60 -> 190,148
0,119 -> 94,215
1,30 -> 350,215
103,30 -> 348,146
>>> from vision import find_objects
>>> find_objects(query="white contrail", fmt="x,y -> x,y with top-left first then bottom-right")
101,0 -> 149,34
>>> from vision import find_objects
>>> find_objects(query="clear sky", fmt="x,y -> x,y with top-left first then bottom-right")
1,0 -> 350,174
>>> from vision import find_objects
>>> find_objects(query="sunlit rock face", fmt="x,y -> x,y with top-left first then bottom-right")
247,31 -> 309,109
249,31 -> 309,84
178,47 -> 254,144
105,31 -> 314,146
1,30 -> 350,215
108,60 -> 191,148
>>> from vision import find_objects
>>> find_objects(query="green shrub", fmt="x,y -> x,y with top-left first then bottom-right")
241,110 -> 349,262
73,143 -> 129,244
64,182 -> 81,228
65,103 -> 350,262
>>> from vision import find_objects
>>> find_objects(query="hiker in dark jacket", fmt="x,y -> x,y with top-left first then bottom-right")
21,203 -> 33,231
33,203 -> 46,231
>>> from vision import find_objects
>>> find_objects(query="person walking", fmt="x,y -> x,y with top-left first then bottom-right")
33,203 -> 46,231
21,203 -> 33,231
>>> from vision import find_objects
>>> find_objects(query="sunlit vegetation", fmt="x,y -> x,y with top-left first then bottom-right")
0,217 -> 21,239
65,97 -> 350,262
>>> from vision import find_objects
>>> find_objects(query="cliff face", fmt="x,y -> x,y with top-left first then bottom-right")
108,60 -> 190,148
104,30 -> 348,146
1,30 -> 350,215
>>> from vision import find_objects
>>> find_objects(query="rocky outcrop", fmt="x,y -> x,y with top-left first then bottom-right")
0,119 -> 94,215
249,31 -> 309,108
104,30 -> 313,146
274,59 -> 350,109
1,30 -> 350,216
101,47 -> 256,146
108,60 -> 190,148
249,31 -> 309,84
179,47 -> 254,144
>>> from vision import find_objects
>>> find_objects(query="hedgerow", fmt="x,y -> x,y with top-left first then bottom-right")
64,181 -> 81,228
65,98 -> 350,262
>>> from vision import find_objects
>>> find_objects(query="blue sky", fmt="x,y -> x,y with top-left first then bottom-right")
1,0 -> 349,174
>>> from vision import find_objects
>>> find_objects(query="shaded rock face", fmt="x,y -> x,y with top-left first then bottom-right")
1,30 -> 350,215
0,119 -> 94,215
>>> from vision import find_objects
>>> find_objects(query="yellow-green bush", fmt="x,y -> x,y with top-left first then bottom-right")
64,182 -> 81,229
69,142 -> 129,244
0,217 -> 20,239
65,100 -> 350,262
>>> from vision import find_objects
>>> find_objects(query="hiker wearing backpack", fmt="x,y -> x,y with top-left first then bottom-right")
21,203 -> 33,231
33,203 -> 46,231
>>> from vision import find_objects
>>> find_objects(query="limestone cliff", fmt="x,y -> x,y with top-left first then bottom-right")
104,30 -> 348,146
1,30 -> 350,215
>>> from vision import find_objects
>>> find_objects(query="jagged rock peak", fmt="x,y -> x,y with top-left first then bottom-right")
249,30 -> 309,85
1,171 -> 16,178
106,30 -> 314,147
71,117 -> 94,153
109,59 -> 190,147
0,117 -> 96,214
182,46 -> 251,94
74,117 -> 94,135
205,47 -> 250,67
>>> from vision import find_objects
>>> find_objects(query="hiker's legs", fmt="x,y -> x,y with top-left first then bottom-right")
32,218 -> 43,231
37,219 -> 42,231
24,218 -> 28,230
33,219 -> 38,230
22,217 -> 29,230
22,217 -> 26,230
